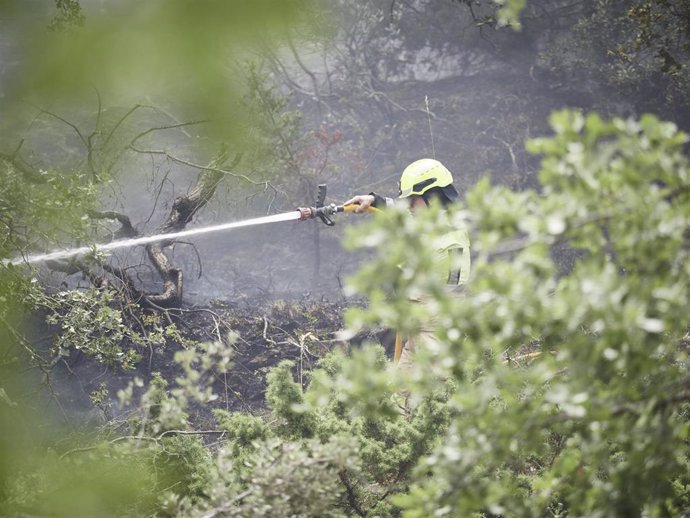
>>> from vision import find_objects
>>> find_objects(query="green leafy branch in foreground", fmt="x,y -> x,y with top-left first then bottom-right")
174,347 -> 452,518
343,110 -> 690,517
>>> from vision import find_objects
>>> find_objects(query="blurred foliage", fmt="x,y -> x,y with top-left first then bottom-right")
1,337 -> 232,515
48,0 -> 85,31
488,0 -> 527,30
3,0 -> 314,137
0,2 -> 318,515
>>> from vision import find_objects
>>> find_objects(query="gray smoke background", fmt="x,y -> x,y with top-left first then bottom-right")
3,0 -> 688,306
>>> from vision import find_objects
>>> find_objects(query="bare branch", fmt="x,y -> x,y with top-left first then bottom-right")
87,209 -> 137,238
128,146 -> 261,185
129,120 -> 209,148
24,102 -> 88,148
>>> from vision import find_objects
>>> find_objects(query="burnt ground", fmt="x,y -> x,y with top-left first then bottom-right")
182,299 -> 355,412
181,299 -> 396,413
39,298 -> 396,428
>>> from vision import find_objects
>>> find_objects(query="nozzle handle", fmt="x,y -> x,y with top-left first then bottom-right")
317,208 -> 335,226
342,204 -> 381,214
317,184 -> 328,208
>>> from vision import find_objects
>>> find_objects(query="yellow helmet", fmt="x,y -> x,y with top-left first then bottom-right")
398,158 -> 455,199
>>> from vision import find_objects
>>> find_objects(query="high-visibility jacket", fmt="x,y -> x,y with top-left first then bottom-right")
370,192 -> 471,289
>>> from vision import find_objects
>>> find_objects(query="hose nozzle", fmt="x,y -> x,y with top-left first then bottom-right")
296,184 -> 342,226
296,184 -> 376,226
297,207 -> 315,221
296,203 -> 342,226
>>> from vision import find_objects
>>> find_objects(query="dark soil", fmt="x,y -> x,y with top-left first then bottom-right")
43,298 -> 395,428
184,298 -> 351,413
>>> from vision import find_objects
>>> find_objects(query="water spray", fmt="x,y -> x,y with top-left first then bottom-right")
5,185 -> 373,267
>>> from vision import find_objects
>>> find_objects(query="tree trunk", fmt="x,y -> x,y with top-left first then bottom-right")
144,152 -> 234,307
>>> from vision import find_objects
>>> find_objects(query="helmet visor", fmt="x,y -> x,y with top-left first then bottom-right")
399,177 -> 437,198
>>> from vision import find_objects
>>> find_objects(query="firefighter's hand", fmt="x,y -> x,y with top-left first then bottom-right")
343,194 -> 375,213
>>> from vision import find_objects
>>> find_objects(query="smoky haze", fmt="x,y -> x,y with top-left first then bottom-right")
5,0 -> 688,306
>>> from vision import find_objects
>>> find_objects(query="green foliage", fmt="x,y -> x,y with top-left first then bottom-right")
266,360 -> 317,438
229,438 -> 354,518
215,409 -> 269,445
249,348 -> 453,517
2,337 -> 234,515
342,109 -> 690,516
494,0 -> 526,30
30,286 -> 203,370
6,447 -> 156,517
213,410 -> 269,477
184,436 -> 356,518
0,160 -> 98,257
151,344 -> 451,517
49,0 -> 85,31
24,108 -> 681,517
118,340 -> 233,437
155,435 -> 215,501
306,345 -> 402,420
41,288 -> 142,368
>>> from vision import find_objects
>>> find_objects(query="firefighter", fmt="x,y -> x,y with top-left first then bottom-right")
344,158 -> 471,375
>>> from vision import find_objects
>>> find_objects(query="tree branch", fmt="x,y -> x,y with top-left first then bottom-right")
143,150 -> 241,307
339,471 -> 367,518
87,209 -> 137,238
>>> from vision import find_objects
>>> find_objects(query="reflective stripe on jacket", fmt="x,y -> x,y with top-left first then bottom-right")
435,227 -> 471,287
371,192 -> 471,288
